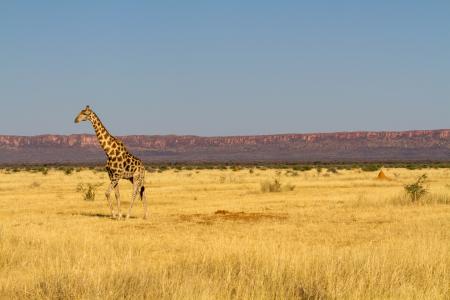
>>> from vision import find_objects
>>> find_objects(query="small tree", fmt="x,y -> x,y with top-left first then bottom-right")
404,174 -> 428,202
316,166 -> 323,178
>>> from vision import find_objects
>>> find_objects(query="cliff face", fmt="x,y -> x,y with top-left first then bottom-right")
1,130 -> 450,162
1,129 -> 450,149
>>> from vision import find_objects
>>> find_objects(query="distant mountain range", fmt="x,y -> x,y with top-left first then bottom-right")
1,130 -> 450,163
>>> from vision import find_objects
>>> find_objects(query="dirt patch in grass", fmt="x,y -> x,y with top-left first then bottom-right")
174,210 -> 288,225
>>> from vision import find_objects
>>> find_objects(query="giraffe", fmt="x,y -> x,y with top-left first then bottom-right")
74,105 -> 148,220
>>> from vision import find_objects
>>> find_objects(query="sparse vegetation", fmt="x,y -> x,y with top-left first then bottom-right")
404,174 -> 429,202
316,165 -> 322,177
327,167 -> 338,173
362,164 -> 380,172
261,179 -> 282,192
1,165 -> 450,298
76,182 -> 104,201
64,167 -> 74,175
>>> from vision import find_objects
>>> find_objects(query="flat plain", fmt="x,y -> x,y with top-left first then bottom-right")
0,167 -> 449,299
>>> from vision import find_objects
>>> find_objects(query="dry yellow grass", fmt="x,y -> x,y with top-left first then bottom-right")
1,167 -> 450,299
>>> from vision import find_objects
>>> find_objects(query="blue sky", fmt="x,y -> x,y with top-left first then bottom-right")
1,1 -> 449,137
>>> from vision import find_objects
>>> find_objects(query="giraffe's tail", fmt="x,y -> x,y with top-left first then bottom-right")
139,186 -> 145,201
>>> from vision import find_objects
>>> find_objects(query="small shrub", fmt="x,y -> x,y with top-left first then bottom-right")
261,179 -> 282,193
286,170 -> 299,176
89,166 -> 95,170
185,166 -> 193,171
293,165 -> 312,171
285,183 -> 296,191
76,182 -> 104,201
404,174 -> 428,202
64,167 -> 74,175
327,167 -> 338,173
249,169 -> 254,174
29,181 -> 41,188
303,165 -> 312,171
316,166 -> 322,177
361,165 -> 380,172
12,167 -> 20,173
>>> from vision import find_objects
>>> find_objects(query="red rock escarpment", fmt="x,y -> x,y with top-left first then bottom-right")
0,130 -> 449,150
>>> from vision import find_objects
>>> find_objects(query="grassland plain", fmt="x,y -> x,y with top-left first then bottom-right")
0,167 -> 449,299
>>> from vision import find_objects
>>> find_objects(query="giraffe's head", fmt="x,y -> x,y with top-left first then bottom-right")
74,105 -> 92,123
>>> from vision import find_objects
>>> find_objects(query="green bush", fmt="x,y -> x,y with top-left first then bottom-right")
404,174 -> 428,202
361,165 -> 380,172
293,165 -> 312,171
64,167 -> 74,175
40,168 -> 49,175
327,167 -> 338,173
316,166 -> 323,176
185,166 -> 193,171
76,182 -> 104,201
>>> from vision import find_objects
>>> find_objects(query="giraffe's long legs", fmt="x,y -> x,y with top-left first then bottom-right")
114,185 -> 122,220
105,181 -> 118,219
125,180 -> 141,220
142,187 -> 148,219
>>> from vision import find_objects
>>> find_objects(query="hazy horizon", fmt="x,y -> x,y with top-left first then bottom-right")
2,128 -> 450,139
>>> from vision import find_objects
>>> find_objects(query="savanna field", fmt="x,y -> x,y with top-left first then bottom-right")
1,165 -> 450,299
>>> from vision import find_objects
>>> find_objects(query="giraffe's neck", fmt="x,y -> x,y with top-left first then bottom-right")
90,112 -> 116,156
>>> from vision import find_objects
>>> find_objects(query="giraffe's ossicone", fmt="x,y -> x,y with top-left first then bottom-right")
75,105 -> 148,220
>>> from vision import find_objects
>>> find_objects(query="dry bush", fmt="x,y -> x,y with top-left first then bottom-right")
260,179 -> 282,192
